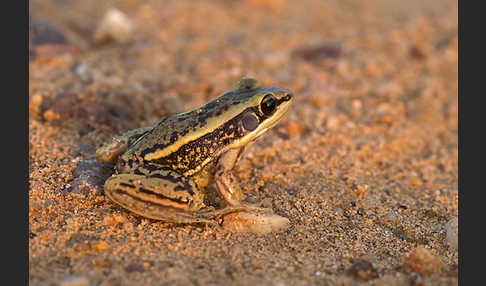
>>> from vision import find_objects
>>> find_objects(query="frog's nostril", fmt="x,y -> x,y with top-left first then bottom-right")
284,93 -> 293,101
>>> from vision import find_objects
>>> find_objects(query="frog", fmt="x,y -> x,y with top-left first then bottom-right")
96,77 -> 293,225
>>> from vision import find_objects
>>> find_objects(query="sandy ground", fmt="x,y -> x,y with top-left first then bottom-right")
29,0 -> 458,285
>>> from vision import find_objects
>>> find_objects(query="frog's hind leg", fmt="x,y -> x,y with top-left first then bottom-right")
96,126 -> 154,164
104,168 -> 229,225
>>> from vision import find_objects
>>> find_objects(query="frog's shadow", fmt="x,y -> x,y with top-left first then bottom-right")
67,144 -> 115,196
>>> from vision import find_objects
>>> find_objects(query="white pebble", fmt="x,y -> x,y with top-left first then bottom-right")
59,275 -> 90,286
222,212 -> 290,234
444,217 -> 458,250
93,8 -> 134,44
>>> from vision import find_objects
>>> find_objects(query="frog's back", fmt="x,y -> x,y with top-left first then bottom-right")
119,92 -> 243,172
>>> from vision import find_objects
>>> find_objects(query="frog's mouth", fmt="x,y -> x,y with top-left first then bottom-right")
233,93 -> 293,148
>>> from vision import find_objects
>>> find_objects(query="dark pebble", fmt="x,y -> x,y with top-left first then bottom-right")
347,260 -> 379,281
292,41 -> 342,61
30,19 -> 68,46
125,264 -> 145,273
68,159 -> 114,195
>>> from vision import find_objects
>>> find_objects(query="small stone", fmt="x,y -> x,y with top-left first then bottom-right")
29,94 -> 43,118
403,247 -> 443,276
93,241 -> 110,251
59,275 -> 90,286
347,260 -> 379,281
69,159 -> 113,195
334,207 -> 343,216
43,109 -> 61,121
326,116 -> 340,131
352,99 -> 362,111
444,217 -> 458,250
142,261 -> 153,270
125,263 -> 145,273
93,9 -> 134,44
103,215 -> 126,227
222,212 -> 290,234
385,213 -> 398,223
286,122 -> 304,136
292,41 -> 342,61
30,19 -> 68,46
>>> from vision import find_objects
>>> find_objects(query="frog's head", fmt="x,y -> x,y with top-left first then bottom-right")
226,77 -> 294,148
138,77 -> 293,165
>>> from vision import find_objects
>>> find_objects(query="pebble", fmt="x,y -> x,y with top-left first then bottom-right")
444,217 -> 458,250
347,260 -> 379,281
59,275 -> 90,286
29,94 -> 43,119
93,8 -> 134,44
69,159 -> 113,195
43,109 -> 61,121
222,212 -> 290,234
403,247 -> 443,276
385,213 -> 398,223
326,116 -> 341,131
30,19 -> 68,46
292,41 -> 342,61
286,122 -> 304,136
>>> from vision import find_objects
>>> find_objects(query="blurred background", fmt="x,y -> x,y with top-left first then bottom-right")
30,0 -> 457,141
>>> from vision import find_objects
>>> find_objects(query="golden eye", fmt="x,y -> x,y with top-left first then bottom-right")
261,94 -> 276,116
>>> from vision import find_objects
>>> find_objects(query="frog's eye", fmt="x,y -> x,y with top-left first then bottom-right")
261,94 -> 277,116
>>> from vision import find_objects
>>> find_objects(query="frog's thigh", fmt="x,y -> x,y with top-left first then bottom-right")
104,170 -> 208,223
96,126 -> 153,164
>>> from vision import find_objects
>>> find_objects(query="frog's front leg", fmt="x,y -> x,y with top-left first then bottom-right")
215,148 -> 273,214
96,126 -> 154,164
104,166 -> 248,224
